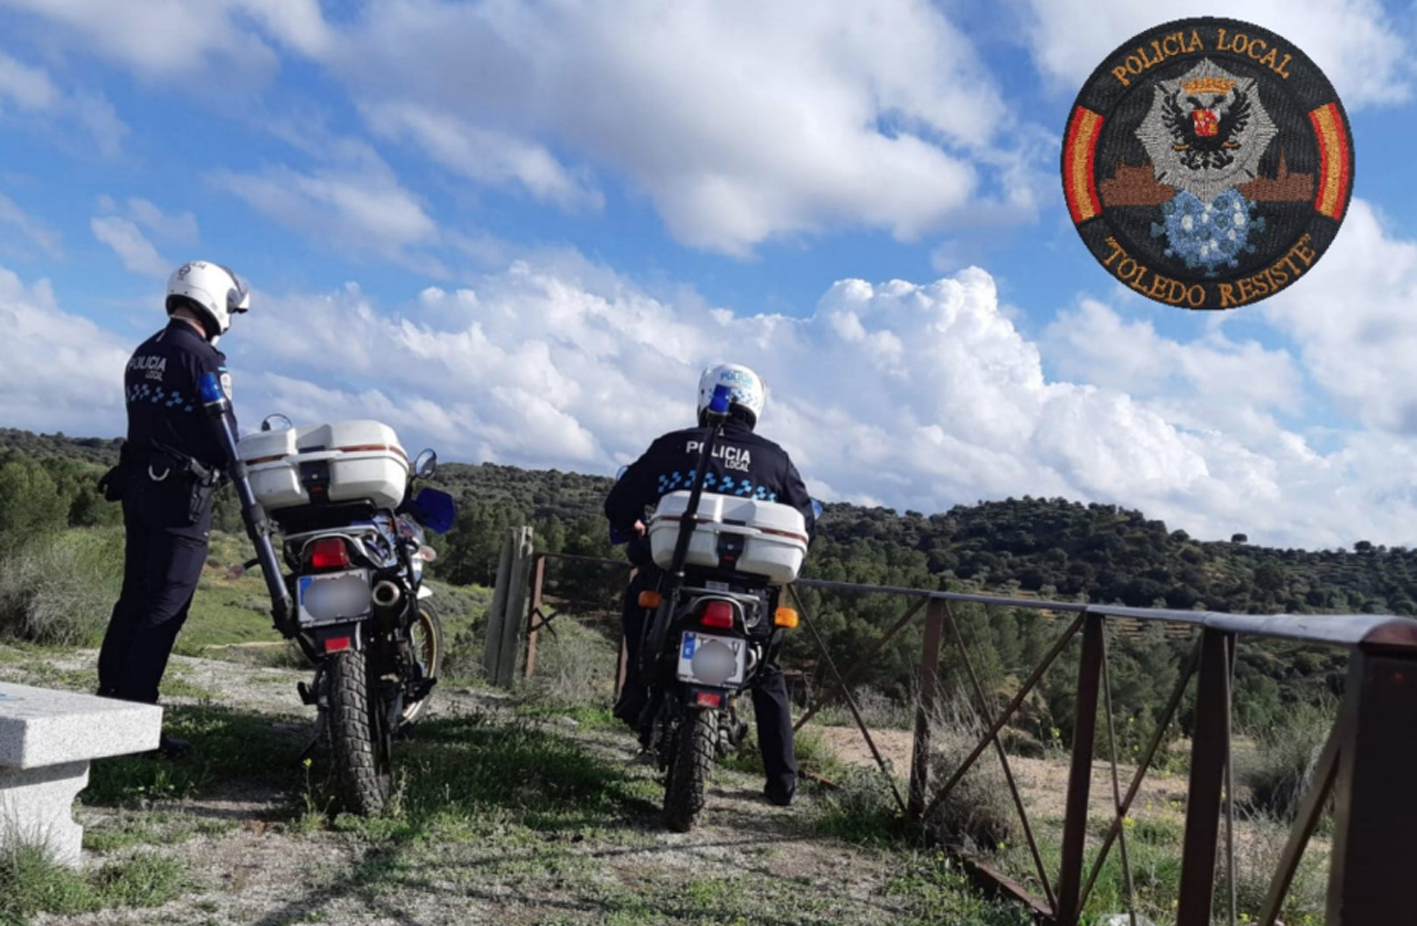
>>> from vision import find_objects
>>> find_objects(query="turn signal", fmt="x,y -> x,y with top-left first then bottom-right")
638,590 -> 663,609
773,607 -> 799,629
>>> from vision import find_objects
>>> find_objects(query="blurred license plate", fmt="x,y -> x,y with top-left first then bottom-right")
677,632 -> 746,687
297,570 -> 372,626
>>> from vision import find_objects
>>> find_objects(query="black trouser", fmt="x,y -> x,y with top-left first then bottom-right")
97,494 -> 209,704
618,565 -> 797,799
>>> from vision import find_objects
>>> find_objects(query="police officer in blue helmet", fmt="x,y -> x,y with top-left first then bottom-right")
606,363 -> 815,806
97,261 -> 248,757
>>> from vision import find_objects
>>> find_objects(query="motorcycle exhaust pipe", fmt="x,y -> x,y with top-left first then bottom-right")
372,580 -> 404,611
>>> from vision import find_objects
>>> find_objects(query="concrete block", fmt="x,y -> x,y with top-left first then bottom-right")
0,682 -> 163,867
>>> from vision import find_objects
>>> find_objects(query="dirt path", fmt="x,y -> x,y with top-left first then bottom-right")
2,649 -> 933,926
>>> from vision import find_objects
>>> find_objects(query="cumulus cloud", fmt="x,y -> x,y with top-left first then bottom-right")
90,215 -> 167,277
0,265 -> 128,433
210,254 -> 1411,549
1013,0 -> 1412,107
326,0 -> 1035,254
1257,200 -> 1417,434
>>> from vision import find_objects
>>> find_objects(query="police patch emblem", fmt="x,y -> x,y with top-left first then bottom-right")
1062,18 -> 1353,310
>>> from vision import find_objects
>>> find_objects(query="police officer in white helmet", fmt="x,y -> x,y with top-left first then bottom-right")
606,363 -> 816,806
97,261 -> 249,757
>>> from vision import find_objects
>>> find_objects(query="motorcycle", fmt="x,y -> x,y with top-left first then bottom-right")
200,378 -> 455,814
625,385 -> 810,831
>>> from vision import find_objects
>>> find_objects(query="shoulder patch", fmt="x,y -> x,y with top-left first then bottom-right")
219,371 -> 233,400
1063,17 -> 1352,310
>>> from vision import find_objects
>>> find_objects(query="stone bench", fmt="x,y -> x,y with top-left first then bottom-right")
0,682 -> 162,865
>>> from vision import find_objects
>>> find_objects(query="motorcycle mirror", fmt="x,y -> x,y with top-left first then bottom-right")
614,465 -> 628,482
260,414 -> 293,432
811,498 -> 824,520
414,448 -> 438,479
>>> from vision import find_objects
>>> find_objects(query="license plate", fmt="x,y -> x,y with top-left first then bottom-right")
677,631 -> 746,687
297,570 -> 372,626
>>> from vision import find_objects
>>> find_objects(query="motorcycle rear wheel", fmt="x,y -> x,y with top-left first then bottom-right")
327,648 -> 392,814
663,709 -> 715,832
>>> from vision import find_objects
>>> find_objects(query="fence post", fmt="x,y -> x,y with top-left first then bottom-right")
494,527 -> 535,686
481,529 -> 517,684
1325,623 -> 1417,924
1056,610 -> 1104,925
1176,628 -> 1233,926
524,554 -> 547,680
907,598 -> 945,821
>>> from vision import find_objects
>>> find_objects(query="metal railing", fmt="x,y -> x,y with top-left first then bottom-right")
510,543 -> 1417,926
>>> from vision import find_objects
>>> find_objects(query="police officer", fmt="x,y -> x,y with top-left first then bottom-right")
97,262 -> 249,755
605,363 -> 815,806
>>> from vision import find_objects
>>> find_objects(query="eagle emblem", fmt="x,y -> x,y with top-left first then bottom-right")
1135,60 -> 1278,274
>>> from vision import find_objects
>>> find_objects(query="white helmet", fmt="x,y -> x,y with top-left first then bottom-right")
697,363 -> 766,428
166,261 -> 250,343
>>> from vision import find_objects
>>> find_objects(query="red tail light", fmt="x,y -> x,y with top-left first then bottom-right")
309,538 -> 351,570
324,635 -> 351,653
701,600 -> 734,629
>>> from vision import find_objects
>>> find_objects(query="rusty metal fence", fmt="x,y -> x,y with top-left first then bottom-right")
514,548 -> 1417,926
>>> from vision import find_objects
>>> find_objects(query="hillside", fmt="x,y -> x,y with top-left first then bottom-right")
3,427 -> 1413,616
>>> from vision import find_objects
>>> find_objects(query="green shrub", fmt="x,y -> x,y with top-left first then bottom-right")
0,529 -> 121,646
1240,698 -> 1336,820
814,763 -> 903,845
925,694 -> 1016,855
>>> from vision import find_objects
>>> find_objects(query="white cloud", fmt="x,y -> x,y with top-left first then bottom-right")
90,216 -> 167,277
0,0 -> 331,82
207,255 -> 1415,549
0,191 -> 62,258
122,197 -> 200,245
1257,199 -> 1417,434
1014,0 -> 1411,107
0,50 -> 127,155
363,102 -> 601,212
0,265 -> 128,433
208,159 -> 444,275
328,0 -> 1035,254
0,50 -> 57,110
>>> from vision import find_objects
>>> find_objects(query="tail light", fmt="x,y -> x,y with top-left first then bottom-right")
309,538 -> 351,570
701,600 -> 734,629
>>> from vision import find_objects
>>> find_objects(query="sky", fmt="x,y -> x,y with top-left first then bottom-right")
0,0 -> 1414,550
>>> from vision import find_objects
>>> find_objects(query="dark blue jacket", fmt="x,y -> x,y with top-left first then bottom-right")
605,420 -> 816,542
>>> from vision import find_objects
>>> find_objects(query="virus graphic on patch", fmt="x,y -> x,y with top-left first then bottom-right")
1153,188 -> 1267,273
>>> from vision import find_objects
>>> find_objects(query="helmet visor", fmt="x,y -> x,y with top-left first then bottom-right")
219,264 -> 251,314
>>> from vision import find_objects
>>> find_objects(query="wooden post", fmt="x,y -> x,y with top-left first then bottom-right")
1056,611 -> 1105,925
1326,644 -> 1417,924
907,599 -> 945,821
481,529 -> 516,684
524,555 -> 547,680
1176,629 -> 1234,926
494,527 -> 535,686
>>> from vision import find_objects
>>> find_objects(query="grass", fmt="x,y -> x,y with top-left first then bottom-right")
82,702 -> 309,807
0,842 -> 186,926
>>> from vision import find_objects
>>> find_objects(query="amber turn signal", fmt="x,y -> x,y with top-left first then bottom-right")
773,607 -> 799,629
638,590 -> 663,609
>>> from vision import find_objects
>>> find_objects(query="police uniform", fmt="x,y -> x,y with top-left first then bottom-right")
605,418 -> 815,803
97,319 -> 233,704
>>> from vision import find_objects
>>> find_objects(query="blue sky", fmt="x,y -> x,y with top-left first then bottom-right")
0,0 -> 1415,549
